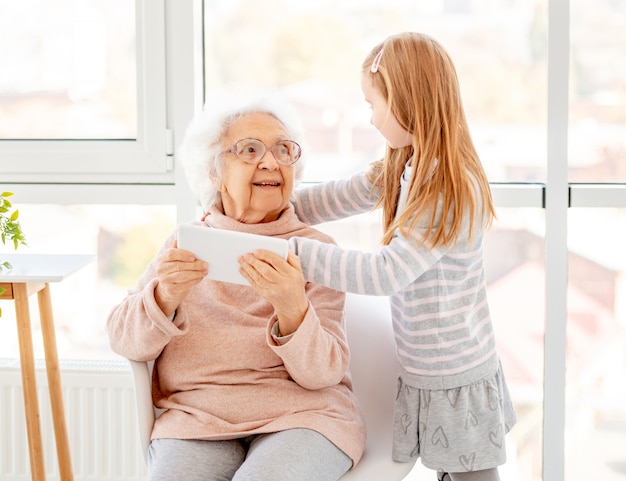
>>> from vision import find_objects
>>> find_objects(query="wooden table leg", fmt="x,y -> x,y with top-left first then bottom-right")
38,283 -> 74,481
14,283 -> 46,481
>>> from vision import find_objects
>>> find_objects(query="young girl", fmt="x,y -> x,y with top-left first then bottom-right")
239,32 -> 517,481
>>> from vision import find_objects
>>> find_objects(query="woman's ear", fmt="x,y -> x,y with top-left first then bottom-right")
209,166 -> 225,192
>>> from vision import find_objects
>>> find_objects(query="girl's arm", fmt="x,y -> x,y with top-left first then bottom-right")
293,171 -> 380,225
288,227 -> 453,296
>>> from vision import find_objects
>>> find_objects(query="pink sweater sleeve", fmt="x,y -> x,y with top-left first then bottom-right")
107,233 -> 189,361
267,288 -> 349,390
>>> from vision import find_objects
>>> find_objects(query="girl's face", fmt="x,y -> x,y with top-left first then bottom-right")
217,112 -> 296,224
361,73 -> 413,149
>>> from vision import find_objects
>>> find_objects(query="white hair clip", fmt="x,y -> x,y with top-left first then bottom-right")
370,48 -> 384,73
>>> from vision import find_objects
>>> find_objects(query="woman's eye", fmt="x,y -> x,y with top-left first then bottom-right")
239,143 -> 259,155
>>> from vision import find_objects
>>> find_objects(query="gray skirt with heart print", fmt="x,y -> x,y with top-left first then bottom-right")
391,362 -> 517,473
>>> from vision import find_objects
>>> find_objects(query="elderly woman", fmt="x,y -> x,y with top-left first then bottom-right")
106,93 -> 366,481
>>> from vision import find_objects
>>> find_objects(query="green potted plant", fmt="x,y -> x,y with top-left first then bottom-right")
0,191 -> 27,315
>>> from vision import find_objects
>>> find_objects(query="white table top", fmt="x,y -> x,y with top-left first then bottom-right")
0,253 -> 94,283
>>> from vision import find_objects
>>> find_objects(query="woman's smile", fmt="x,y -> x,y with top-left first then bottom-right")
252,179 -> 282,188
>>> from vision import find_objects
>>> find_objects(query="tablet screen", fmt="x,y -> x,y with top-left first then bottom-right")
177,224 -> 289,285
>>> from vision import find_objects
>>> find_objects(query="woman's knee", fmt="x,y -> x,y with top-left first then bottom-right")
147,438 -> 245,481
233,429 -> 351,481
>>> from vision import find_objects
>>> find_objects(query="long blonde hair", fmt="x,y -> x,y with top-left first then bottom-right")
363,32 -> 495,247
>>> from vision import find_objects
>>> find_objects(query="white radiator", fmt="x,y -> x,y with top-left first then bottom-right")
0,358 -> 146,481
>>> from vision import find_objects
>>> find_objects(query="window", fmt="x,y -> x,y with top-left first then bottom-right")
0,204 -> 176,360
203,0 -> 548,183
564,211 -> 626,480
565,2 -> 626,477
0,0 -> 172,182
569,1 -> 626,183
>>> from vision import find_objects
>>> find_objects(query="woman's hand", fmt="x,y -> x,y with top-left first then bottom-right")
154,240 -> 208,317
239,250 -> 309,336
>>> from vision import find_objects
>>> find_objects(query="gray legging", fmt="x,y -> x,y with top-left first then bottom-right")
147,428 -> 353,481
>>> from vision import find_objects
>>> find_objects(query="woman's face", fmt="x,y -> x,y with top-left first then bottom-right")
361,73 -> 412,149
217,112 -> 296,224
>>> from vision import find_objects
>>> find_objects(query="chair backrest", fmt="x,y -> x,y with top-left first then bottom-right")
129,293 -> 416,479
339,293 -> 416,480
128,359 -> 156,462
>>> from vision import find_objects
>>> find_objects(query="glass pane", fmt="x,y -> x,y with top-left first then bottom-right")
485,208 -> 546,481
566,208 -> 626,481
570,0 -> 626,182
0,204 -> 176,360
312,207 -> 546,480
203,0 -> 548,183
0,0 -> 137,139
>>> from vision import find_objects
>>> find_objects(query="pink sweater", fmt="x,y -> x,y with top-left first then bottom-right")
107,205 -> 366,465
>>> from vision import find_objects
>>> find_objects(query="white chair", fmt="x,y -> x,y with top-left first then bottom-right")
129,293 -> 417,480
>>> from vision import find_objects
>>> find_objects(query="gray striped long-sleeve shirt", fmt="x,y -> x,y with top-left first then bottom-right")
290,170 -> 500,390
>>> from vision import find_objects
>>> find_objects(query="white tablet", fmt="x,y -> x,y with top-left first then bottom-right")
177,223 -> 289,286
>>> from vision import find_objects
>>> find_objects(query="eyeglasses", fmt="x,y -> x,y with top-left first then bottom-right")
222,138 -> 302,166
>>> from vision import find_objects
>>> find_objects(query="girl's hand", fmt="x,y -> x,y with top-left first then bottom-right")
238,250 -> 309,336
154,240 -> 208,317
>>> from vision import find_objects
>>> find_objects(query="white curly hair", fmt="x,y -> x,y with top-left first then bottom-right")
178,90 -> 307,213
